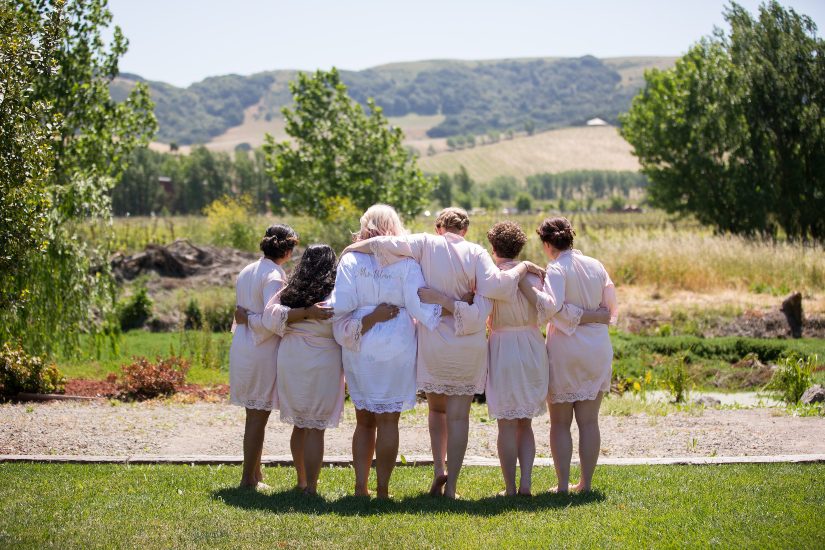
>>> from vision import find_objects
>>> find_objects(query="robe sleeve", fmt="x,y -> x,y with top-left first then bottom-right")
402,260 -> 441,331
247,289 -> 289,344
331,254 -> 363,352
453,293 -> 493,336
602,270 -> 619,325
474,248 -> 520,300
244,268 -> 285,345
364,233 -> 427,267
534,264 -> 566,326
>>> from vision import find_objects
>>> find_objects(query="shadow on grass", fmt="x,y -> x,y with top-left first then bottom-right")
212,486 -> 606,516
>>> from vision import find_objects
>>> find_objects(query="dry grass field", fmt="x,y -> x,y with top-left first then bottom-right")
417,126 -> 639,181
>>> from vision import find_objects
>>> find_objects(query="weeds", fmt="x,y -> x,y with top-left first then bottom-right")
763,353 -> 817,404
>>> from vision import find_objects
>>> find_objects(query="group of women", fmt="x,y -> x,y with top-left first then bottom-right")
229,204 -> 617,499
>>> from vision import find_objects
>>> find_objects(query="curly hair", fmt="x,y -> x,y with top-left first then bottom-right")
279,244 -> 337,309
486,221 -> 527,259
435,207 -> 470,232
260,224 -> 299,259
536,217 -> 575,250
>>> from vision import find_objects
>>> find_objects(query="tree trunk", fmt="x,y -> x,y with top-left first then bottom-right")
781,292 -> 803,339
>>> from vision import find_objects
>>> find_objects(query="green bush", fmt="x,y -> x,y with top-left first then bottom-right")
0,343 -> 65,397
203,195 -> 259,251
660,354 -> 691,403
183,299 -> 203,330
763,354 -> 816,404
119,286 -> 153,331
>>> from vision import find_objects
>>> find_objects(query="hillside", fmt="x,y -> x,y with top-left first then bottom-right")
417,126 -> 639,182
113,56 -> 675,147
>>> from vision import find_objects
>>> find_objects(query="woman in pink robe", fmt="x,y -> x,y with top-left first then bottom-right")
520,217 -> 618,494
229,224 -> 297,489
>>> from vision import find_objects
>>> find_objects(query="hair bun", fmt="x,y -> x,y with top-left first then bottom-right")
260,224 -> 299,259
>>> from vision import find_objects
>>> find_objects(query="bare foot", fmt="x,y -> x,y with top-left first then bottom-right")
517,489 -> 532,497
444,492 -> 461,500
548,486 -> 569,494
570,482 -> 591,493
303,487 -> 319,497
429,474 -> 448,497
354,487 -> 372,497
256,482 -> 272,491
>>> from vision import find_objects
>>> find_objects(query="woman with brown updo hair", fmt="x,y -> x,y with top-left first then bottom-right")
520,217 -> 617,494
229,223 -> 298,489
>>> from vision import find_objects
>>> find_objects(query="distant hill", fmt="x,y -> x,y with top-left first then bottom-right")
112,56 -> 675,146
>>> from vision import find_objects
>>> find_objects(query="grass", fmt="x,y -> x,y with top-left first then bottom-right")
1,463 -> 822,548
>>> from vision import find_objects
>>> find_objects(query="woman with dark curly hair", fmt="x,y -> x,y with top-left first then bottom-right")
520,217 -> 618,494
236,244 -> 341,495
229,224 -> 298,489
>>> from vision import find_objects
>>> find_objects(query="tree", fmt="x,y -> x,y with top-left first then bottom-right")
263,68 -> 433,220
431,173 -> 453,208
621,1 -> 825,241
515,193 -> 533,213
2,0 -> 156,355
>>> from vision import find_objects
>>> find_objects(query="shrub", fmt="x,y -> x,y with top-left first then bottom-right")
120,356 -> 189,399
660,354 -> 690,403
119,286 -> 153,331
0,343 -> 65,397
203,195 -> 258,251
183,299 -> 203,330
763,353 -> 816,404
178,328 -> 228,370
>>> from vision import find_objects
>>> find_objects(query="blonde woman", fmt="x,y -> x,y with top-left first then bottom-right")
332,204 -> 441,499
521,217 -> 618,494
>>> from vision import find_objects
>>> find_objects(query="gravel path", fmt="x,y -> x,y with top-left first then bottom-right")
2,400 -> 823,459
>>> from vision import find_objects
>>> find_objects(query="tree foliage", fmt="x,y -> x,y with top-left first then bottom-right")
1,0 -> 156,355
264,68 -> 433,220
621,1 -> 825,240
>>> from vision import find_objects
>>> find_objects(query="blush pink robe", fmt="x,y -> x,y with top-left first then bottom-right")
228,258 -> 285,411
247,293 -> 345,430
486,263 -> 552,419
535,249 -> 618,403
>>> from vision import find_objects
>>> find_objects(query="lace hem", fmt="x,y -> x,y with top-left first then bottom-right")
351,398 -> 415,414
535,292 -> 549,325
342,318 -> 363,352
280,414 -> 337,430
272,304 -> 289,337
418,382 -> 484,396
552,304 -> 583,336
490,404 -> 547,420
230,397 -> 276,411
369,239 -> 396,267
548,390 -> 603,404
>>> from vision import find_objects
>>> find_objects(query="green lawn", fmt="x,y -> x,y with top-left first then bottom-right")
2,463 -> 823,548
57,330 -> 825,390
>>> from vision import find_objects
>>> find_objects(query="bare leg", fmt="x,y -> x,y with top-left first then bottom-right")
375,412 -> 401,499
444,394 -> 473,499
572,392 -> 604,492
516,418 -> 535,495
352,408 -> 377,496
496,419 -> 518,495
303,428 -> 325,495
241,408 -> 271,488
426,393 -> 448,496
549,400 -> 574,493
290,427 -> 307,489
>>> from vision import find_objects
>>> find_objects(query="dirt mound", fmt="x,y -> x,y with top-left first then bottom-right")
111,240 -> 258,288
708,310 -> 825,339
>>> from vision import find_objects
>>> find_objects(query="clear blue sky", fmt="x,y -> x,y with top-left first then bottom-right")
108,0 -> 825,87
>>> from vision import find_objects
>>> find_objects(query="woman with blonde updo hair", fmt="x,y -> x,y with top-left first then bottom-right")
332,204 -> 441,499
229,223 -> 298,489
520,216 -> 618,495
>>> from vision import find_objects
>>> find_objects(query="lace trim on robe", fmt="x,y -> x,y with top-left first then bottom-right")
490,403 -> 547,420
548,389 -> 605,404
230,397 -> 276,411
271,304 -> 289,337
280,414 -> 338,430
552,304 -> 583,336
342,318 -> 363,352
453,300 -> 469,336
351,398 -> 415,414
418,381 -> 484,396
